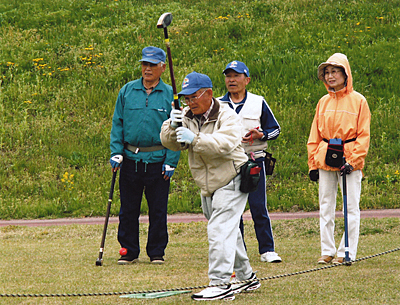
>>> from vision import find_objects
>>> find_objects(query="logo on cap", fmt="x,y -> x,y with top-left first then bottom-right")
229,61 -> 238,68
182,77 -> 190,89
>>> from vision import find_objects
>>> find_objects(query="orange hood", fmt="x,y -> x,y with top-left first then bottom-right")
318,53 -> 353,95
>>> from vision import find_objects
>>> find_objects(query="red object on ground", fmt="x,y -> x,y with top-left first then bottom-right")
119,248 -> 127,256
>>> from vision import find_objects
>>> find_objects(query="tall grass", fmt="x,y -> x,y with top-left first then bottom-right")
0,0 -> 399,219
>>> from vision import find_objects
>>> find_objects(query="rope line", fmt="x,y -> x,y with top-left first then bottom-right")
1,246 -> 399,298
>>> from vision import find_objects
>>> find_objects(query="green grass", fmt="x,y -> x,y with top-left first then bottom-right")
0,0 -> 399,219
0,218 -> 400,304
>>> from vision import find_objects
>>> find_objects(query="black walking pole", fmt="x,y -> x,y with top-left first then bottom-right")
342,157 -> 352,266
95,170 -> 118,266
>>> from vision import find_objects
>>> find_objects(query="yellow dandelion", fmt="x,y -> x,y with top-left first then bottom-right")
356,22 -> 360,25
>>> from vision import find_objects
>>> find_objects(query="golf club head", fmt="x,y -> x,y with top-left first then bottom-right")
157,12 -> 172,28
95,258 -> 103,266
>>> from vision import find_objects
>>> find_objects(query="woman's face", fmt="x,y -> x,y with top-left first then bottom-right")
324,65 -> 346,91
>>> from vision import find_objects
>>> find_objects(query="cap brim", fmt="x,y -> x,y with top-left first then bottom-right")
139,58 -> 162,64
223,67 -> 249,77
178,87 -> 201,97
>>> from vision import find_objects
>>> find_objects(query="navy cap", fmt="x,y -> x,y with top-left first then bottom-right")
139,46 -> 166,64
223,61 -> 250,77
178,71 -> 213,96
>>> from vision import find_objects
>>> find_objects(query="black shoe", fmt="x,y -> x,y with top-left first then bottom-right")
118,255 -> 138,265
150,256 -> 164,264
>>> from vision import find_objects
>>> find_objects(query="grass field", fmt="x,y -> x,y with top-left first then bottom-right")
1,218 -> 399,304
0,0 -> 399,219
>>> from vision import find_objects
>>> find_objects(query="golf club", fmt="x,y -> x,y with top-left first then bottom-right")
157,12 -> 181,113
342,157 -> 352,266
95,170 -> 118,266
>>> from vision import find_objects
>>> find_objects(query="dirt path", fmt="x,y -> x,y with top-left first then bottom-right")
1,209 -> 400,227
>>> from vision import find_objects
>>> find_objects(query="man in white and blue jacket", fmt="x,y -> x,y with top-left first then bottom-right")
110,46 -> 180,265
218,61 -> 282,263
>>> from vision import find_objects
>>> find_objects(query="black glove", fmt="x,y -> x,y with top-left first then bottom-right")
340,163 -> 354,176
309,170 -> 319,182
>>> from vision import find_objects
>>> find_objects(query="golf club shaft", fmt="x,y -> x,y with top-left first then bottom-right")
96,170 -> 117,265
163,27 -> 180,111
342,159 -> 351,263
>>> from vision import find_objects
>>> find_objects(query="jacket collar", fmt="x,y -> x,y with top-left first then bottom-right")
132,77 -> 165,91
327,86 -> 349,99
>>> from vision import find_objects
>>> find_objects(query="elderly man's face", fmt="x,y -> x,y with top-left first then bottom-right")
141,61 -> 166,84
224,70 -> 250,95
184,89 -> 212,115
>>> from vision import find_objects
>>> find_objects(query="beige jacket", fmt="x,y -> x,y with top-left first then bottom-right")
161,98 -> 248,196
307,53 -> 371,172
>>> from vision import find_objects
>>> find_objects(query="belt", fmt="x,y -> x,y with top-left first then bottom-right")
323,138 -> 356,144
125,144 -> 165,153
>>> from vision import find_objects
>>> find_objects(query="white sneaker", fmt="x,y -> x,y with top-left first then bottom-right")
230,272 -> 261,294
260,251 -> 282,263
191,285 -> 234,301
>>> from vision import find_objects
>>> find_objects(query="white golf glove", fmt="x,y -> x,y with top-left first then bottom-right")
170,109 -> 183,128
110,154 -> 123,169
176,127 -> 195,144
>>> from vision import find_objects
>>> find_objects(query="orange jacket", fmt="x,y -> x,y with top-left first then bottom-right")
307,53 -> 371,172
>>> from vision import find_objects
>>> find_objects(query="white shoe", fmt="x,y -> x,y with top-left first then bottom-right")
230,272 -> 261,294
191,285 -> 234,301
261,251 -> 282,263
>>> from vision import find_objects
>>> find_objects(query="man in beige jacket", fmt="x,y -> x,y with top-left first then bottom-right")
160,71 -> 260,301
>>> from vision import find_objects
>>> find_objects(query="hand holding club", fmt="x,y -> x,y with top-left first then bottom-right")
176,127 -> 195,144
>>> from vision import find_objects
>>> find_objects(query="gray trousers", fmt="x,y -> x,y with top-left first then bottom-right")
201,174 -> 253,285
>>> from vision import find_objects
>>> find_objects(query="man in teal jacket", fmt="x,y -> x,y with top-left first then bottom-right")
110,46 -> 180,265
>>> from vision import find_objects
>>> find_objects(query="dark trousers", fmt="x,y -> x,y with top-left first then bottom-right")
118,158 -> 170,259
240,158 -> 275,254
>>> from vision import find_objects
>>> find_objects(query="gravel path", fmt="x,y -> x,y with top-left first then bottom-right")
1,209 -> 399,227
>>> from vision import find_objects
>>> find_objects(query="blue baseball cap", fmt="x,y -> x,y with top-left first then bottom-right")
223,61 -> 250,77
178,71 -> 213,96
139,46 -> 166,64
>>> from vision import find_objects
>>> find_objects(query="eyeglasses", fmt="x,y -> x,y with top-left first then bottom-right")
183,89 -> 207,105
324,69 -> 342,77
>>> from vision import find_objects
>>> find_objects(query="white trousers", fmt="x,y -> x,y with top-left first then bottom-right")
201,174 -> 253,285
319,169 -> 362,260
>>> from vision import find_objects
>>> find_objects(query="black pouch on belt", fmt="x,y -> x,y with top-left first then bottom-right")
325,138 -> 343,168
264,151 -> 276,176
240,159 -> 262,193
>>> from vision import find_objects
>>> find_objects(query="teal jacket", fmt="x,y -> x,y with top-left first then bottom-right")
110,77 -> 180,167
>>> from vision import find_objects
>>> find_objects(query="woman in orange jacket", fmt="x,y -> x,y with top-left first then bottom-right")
307,53 -> 371,264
